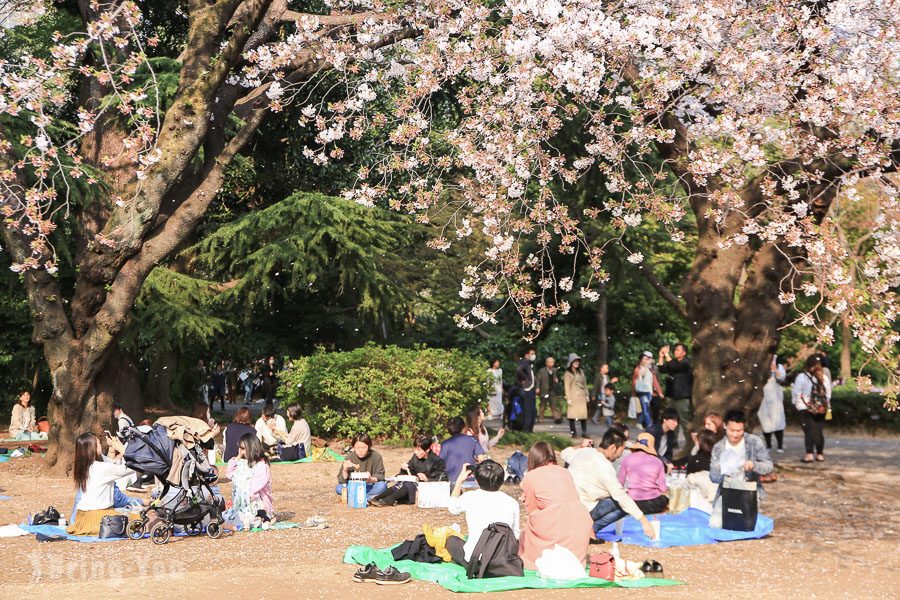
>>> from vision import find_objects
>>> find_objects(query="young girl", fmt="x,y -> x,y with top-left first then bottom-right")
225,433 -> 274,530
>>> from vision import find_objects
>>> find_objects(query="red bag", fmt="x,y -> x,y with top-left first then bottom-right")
589,552 -> 615,581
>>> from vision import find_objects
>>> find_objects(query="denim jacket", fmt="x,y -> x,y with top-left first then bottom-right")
710,433 -> 774,499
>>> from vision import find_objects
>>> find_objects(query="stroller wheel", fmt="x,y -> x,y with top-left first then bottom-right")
185,523 -> 203,537
127,519 -> 146,540
151,522 -> 171,545
206,521 -> 222,539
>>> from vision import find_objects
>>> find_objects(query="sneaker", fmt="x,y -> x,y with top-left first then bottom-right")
353,562 -> 380,583
776,448 -> 784,454
375,566 -> 411,585
126,484 -> 147,493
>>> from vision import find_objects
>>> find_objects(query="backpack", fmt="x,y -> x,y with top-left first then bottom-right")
805,373 -> 828,415
506,388 -> 524,431
466,523 -> 524,579
506,451 -> 527,484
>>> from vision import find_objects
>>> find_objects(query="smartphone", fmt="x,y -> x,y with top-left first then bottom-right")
104,430 -> 113,437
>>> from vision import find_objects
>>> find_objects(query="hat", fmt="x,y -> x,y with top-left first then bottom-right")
641,350 -> 653,358
567,353 -> 582,365
629,432 -> 658,456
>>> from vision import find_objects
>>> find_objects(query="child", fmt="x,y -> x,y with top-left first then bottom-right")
600,383 -> 617,427
225,433 -> 274,530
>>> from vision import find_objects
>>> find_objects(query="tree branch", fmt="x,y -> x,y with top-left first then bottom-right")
634,262 -> 688,321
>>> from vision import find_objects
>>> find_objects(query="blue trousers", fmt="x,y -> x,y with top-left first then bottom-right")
70,487 -> 138,523
335,482 -> 387,500
590,497 -> 628,534
638,392 -> 652,428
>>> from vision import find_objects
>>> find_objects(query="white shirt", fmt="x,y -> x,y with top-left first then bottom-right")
719,437 -> 746,477
76,461 -> 133,511
634,366 -> 654,393
255,415 -> 287,446
448,489 -> 520,561
560,447 -> 643,520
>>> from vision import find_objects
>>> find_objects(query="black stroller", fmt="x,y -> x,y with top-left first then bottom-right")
123,421 -> 225,544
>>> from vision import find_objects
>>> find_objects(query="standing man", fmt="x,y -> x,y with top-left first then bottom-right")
658,343 -> 694,457
535,356 -> 562,424
516,347 -> 538,433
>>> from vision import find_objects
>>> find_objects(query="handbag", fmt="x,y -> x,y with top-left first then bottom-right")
589,552 -> 615,581
32,506 -> 62,526
721,479 -> 758,532
99,514 -> 129,539
627,396 -> 641,419
279,443 -> 306,462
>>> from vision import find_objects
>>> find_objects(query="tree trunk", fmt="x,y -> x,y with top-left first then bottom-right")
595,283 -> 608,365
96,344 -> 145,422
144,349 -> 178,411
840,317 -> 852,384
683,231 -> 795,428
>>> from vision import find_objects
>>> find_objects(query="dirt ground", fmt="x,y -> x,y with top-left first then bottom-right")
1,431 -> 898,600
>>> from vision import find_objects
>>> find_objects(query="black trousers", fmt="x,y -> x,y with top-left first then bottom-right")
375,482 -> 417,505
801,412 -> 826,454
446,535 -> 468,568
521,389 -> 537,432
635,495 -> 669,515
568,418 -> 587,436
763,430 -> 784,450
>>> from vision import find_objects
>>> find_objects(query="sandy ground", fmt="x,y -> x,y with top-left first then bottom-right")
1,431 -> 899,600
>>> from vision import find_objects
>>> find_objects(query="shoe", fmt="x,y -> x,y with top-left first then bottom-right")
589,536 -> 604,545
640,560 -> 654,574
816,454 -> 825,462
651,560 -> 664,575
352,562 -> 380,583
375,566 -> 411,585
369,499 -> 386,507
776,448 -> 784,454
126,484 -> 147,493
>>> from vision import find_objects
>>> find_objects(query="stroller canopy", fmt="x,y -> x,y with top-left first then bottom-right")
124,424 -> 175,480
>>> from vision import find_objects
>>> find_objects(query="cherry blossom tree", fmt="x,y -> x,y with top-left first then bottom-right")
1,0 -> 898,468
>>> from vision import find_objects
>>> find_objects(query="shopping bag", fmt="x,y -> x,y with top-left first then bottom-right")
721,479 -> 758,531
627,396 -> 641,419
347,474 -> 369,509
416,481 -> 451,509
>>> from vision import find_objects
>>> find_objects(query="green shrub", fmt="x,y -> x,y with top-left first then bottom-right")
497,430 -> 573,451
278,344 -> 489,441
783,389 -> 899,432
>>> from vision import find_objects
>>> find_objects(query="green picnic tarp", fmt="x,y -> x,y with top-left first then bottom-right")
217,447 -> 343,466
343,545 -> 681,593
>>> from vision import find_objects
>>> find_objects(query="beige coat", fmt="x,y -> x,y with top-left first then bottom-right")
564,369 -> 589,420
9,403 -> 36,437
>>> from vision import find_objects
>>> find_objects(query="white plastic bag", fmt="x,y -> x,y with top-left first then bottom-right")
535,544 -> 586,581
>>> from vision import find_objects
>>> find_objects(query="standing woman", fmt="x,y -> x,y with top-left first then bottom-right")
465,405 -> 505,451
758,356 -> 787,454
487,359 -> 504,418
564,354 -> 589,439
9,391 -> 41,440
792,355 -> 831,463
518,442 -> 593,570
68,432 -> 134,535
631,352 -> 656,430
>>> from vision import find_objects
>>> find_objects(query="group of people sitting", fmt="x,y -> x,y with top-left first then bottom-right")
355,405 -> 773,574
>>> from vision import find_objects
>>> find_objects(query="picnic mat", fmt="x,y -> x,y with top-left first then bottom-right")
343,545 -> 680,593
21,520 -> 304,542
596,508 -> 774,548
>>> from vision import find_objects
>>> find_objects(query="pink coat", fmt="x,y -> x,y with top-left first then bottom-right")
519,464 -> 593,570
226,458 -> 274,516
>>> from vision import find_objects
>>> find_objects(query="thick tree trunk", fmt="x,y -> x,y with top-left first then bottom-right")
143,349 -> 178,411
683,229 -> 795,428
96,345 -> 145,421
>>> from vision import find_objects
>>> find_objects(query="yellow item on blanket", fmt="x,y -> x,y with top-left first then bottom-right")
67,508 -> 121,536
423,524 -> 463,562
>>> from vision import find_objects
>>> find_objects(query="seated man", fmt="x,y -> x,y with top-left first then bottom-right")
646,408 -> 679,468
560,429 -> 655,539
112,403 -> 134,441
440,416 -> 487,485
255,403 -> 287,449
446,460 -> 520,568
709,409 -> 774,528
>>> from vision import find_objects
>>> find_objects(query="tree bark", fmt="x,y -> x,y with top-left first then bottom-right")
595,283 -> 608,365
840,317 -> 852,383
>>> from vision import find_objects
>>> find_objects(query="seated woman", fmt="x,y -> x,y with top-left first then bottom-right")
68,432 -> 136,535
518,442 -> 593,570
617,432 -> 669,515
685,429 -> 719,506
223,407 -> 257,461
225,433 -> 274,529
335,433 -> 386,500
371,434 -> 448,506
281,403 -> 312,460
464,405 -> 505,452
9,391 -> 44,441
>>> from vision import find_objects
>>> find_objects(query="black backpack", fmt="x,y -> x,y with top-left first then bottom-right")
466,523 -> 524,579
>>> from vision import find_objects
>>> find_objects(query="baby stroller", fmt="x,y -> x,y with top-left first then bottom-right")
122,418 -> 225,544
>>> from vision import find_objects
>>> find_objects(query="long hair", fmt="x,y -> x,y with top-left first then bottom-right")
191,401 -> 210,421
527,441 -> 557,471
697,429 -> 717,456
239,432 -> 268,467
73,432 -> 100,492
704,412 -> 725,441
465,405 -> 485,437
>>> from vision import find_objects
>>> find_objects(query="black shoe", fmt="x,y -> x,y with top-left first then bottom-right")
352,562 -> 379,583
651,560 -> 664,575
369,498 -> 386,507
375,566 -> 411,585
589,536 -> 604,545
640,560 -> 654,574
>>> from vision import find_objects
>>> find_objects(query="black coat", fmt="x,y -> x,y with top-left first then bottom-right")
658,358 -> 693,399
403,452 -> 448,481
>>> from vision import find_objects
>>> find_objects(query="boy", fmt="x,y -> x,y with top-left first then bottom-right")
446,460 -> 520,567
600,383 -> 616,427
